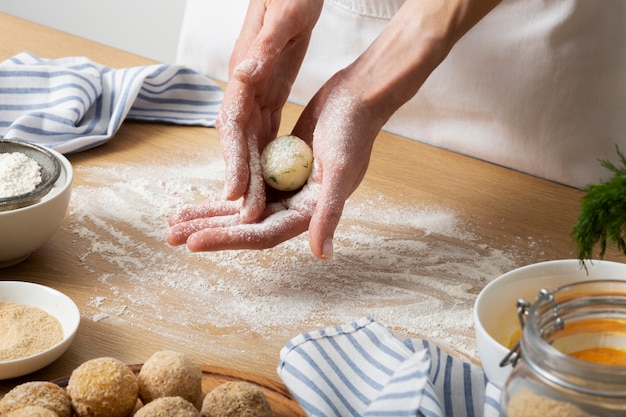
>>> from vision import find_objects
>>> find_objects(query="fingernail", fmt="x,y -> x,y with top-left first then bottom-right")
234,58 -> 257,80
321,238 -> 334,260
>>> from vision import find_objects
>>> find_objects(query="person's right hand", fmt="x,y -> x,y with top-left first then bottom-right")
217,0 -> 323,223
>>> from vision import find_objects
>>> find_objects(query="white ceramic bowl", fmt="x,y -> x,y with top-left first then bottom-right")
474,259 -> 626,389
0,281 -> 80,379
0,146 -> 73,268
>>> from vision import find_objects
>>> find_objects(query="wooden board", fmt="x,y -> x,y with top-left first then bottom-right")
53,364 -> 306,416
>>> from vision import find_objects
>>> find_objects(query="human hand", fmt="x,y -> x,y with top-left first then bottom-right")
168,75 -> 383,259
169,0 -> 504,258
217,0 -> 323,223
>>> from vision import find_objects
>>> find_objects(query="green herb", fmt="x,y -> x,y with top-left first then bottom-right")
573,145 -> 626,262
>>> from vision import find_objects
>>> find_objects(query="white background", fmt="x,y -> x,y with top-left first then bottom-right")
0,0 -> 185,63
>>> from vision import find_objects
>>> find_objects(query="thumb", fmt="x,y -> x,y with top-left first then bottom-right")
307,170 -> 350,260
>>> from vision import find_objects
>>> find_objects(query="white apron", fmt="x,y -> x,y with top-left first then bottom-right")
177,0 -> 626,189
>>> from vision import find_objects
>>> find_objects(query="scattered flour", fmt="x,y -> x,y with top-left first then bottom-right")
92,313 -> 109,322
0,152 -> 42,198
65,158 -> 532,361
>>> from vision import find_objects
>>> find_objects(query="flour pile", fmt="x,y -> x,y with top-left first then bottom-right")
0,152 -> 41,198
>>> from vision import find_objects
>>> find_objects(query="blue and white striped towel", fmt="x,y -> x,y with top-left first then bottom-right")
0,51 -> 223,153
278,317 -> 502,417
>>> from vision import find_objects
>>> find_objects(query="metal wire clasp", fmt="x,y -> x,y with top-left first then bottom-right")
499,288 -> 559,368
499,297 -> 533,368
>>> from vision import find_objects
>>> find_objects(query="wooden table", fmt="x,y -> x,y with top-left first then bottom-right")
1,13 -> 623,396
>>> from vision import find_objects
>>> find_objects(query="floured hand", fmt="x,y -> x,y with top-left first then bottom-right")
168,52 -> 418,258
170,0 -> 503,258
168,84 -> 382,260
217,0 -> 323,224
167,178 -> 320,255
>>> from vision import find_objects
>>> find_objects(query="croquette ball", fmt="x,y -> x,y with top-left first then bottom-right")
0,381 -> 71,417
66,357 -> 139,417
4,405 -> 60,417
201,381 -> 271,417
134,396 -> 200,417
261,134 -> 313,191
138,350 -> 202,405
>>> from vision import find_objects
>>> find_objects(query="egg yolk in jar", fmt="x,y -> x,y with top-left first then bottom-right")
569,347 -> 626,365
504,316 -> 626,365
561,317 -> 626,366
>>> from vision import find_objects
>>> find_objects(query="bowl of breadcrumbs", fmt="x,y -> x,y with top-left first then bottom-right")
0,281 -> 80,380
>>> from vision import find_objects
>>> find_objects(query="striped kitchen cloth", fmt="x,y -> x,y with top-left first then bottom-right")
0,51 -> 223,154
278,317 -> 502,417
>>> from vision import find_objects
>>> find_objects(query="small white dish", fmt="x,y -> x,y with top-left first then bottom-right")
0,143 -> 73,268
0,281 -> 80,380
474,259 -> 626,389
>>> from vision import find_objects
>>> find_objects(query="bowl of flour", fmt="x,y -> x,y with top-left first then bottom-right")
0,140 -> 61,211
0,140 -> 73,267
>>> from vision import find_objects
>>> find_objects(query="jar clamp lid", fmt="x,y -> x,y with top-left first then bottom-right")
501,279 -> 626,399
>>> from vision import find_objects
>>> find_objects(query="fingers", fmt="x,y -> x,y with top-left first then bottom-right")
168,199 -> 240,226
294,89 -> 374,260
219,0 -> 323,209
185,209 -> 309,252
239,131 -> 266,223
233,0 -> 321,84
217,81 -> 255,201
306,170 -> 348,260
167,198 -> 254,246
167,200 -> 310,252
166,214 -> 241,246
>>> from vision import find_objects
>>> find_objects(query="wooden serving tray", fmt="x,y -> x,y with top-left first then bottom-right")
54,364 -> 306,416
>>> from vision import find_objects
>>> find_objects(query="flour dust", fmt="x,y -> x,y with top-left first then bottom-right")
67,159 -> 529,361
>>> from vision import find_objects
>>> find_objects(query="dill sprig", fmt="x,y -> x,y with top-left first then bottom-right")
573,145 -> 626,262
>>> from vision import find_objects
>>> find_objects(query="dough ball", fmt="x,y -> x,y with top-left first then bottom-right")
66,357 -> 139,417
4,405 -> 59,417
201,381 -> 271,417
0,381 -> 71,417
261,134 -> 313,191
135,397 -> 200,417
138,350 -> 202,405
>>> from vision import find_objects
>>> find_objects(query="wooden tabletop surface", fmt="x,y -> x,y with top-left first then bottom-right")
1,12 -> 623,395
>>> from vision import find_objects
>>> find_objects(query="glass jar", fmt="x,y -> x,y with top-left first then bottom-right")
501,280 -> 626,417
